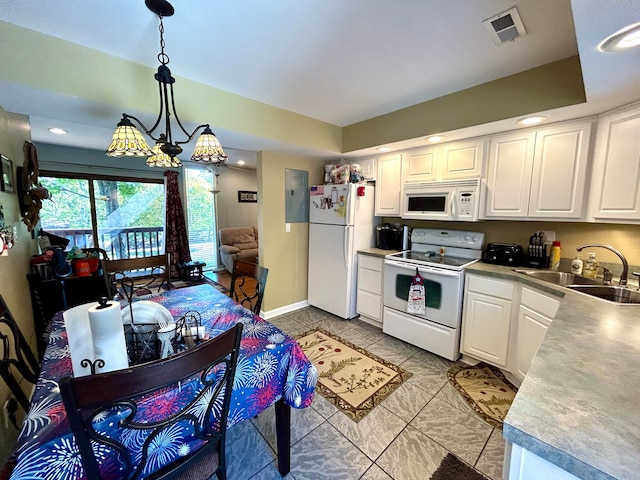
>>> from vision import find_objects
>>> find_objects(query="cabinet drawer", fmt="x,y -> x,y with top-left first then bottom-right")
466,274 -> 514,300
521,287 -> 560,318
357,290 -> 381,320
358,268 -> 382,294
359,255 -> 383,271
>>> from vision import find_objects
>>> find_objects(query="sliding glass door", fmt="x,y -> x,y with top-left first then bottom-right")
39,174 -> 165,260
184,166 -> 219,270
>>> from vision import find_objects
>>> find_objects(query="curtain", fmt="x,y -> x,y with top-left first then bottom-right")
164,170 -> 191,277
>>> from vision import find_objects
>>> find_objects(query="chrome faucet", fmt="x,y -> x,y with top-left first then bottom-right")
576,244 -> 628,287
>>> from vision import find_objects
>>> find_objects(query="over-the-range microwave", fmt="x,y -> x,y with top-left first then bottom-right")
402,178 -> 481,221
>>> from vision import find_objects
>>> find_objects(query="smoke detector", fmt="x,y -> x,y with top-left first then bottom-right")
483,7 -> 526,45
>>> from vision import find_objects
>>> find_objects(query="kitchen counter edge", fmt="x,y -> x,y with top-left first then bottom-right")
466,262 -> 639,480
358,248 -> 402,258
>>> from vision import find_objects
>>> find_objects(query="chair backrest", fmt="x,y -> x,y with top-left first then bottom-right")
104,253 -> 171,300
0,294 -> 40,411
60,323 -> 243,480
229,259 -> 268,315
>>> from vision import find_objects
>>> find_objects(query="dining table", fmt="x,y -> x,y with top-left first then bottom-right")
7,283 -> 317,479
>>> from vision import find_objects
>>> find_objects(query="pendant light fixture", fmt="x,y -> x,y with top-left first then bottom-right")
106,0 -> 228,167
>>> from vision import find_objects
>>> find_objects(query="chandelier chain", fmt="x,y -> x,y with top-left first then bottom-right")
157,16 -> 170,66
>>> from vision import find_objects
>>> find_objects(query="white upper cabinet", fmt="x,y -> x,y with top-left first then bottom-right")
375,152 -> 403,216
484,131 -> 536,217
403,146 -> 438,183
589,104 -> 640,222
403,139 -> 484,183
439,139 -> 484,179
484,121 -> 592,219
359,157 -> 376,181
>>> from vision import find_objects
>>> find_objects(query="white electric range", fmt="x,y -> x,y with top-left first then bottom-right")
383,228 -> 485,360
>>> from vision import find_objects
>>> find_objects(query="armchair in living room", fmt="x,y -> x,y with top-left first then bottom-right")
218,226 -> 259,272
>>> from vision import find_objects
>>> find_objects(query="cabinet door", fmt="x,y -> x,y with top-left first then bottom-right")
484,131 -> 535,218
375,153 -> 402,216
440,139 -> 484,179
461,291 -> 512,367
513,305 -> 552,379
359,157 -> 376,181
528,122 -> 592,219
590,106 -> 640,221
403,146 -> 438,183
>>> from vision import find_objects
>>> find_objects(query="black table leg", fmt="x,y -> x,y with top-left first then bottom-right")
274,398 -> 291,476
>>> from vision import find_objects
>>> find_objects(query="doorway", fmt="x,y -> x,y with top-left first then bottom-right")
184,166 -> 218,270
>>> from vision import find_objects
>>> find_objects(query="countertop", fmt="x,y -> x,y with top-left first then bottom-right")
358,247 -> 402,258
466,262 -> 640,480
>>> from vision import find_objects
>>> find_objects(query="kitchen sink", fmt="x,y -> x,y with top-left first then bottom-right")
565,285 -> 640,305
513,269 -> 602,286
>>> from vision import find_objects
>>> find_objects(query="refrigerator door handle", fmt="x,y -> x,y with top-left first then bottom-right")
345,184 -> 353,225
344,226 -> 353,268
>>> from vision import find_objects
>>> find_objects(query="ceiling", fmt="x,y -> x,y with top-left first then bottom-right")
0,0 -> 639,168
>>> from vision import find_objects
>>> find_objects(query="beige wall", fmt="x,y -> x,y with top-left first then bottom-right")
215,167 -> 258,230
0,106 -> 38,462
257,152 -> 324,312
388,218 -> 640,275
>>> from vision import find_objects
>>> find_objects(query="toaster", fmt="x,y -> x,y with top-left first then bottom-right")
482,243 -> 524,266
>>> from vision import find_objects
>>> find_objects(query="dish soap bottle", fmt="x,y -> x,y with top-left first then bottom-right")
571,255 -> 584,275
584,253 -> 598,278
550,241 -> 561,270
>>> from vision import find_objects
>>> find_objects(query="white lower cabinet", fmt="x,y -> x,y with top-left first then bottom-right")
461,273 -> 561,379
461,274 -> 514,367
512,287 -> 560,380
356,254 -> 383,327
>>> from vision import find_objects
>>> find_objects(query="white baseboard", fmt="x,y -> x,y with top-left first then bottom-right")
262,300 -> 309,320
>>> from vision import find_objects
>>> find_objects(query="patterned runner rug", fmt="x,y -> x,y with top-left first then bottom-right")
447,362 -> 518,429
297,328 -> 412,422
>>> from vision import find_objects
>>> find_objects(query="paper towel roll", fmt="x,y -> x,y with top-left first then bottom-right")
63,303 -> 95,377
88,301 -> 129,374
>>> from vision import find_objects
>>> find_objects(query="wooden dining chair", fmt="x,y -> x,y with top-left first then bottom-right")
0,294 -> 40,414
60,323 -> 243,480
229,259 -> 269,315
104,253 -> 171,299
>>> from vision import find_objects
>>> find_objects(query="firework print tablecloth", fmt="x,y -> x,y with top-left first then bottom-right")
9,284 -> 317,479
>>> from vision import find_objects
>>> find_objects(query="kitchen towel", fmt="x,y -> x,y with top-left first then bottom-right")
64,300 -> 129,377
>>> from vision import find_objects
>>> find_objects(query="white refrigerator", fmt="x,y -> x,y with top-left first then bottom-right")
308,184 -> 378,319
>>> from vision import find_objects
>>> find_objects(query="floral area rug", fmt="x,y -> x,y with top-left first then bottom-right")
297,328 -> 412,422
447,362 -> 517,429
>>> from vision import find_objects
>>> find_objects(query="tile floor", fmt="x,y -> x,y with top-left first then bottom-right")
224,306 -> 505,480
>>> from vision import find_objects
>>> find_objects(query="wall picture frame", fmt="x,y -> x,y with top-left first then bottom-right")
238,190 -> 258,203
1,155 -> 14,194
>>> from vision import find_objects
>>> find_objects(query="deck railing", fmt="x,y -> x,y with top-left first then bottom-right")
47,227 -> 218,267
47,227 -> 164,260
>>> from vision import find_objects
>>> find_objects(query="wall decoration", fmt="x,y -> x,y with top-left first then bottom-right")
238,190 -> 258,203
1,155 -> 14,193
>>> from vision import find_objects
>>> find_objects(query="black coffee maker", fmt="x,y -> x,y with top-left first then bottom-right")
376,223 -> 404,250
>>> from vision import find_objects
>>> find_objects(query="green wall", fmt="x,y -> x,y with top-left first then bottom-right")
342,56 -> 586,152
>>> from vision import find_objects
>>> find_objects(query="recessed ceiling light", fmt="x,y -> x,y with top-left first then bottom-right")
48,127 -> 68,135
599,21 -> 640,52
377,147 -> 391,153
516,115 -> 550,126
237,160 -> 245,166
425,135 -> 445,143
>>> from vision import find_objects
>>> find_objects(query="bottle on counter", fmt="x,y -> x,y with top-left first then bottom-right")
583,252 -> 598,278
571,255 -> 584,275
549,241 -> 561,270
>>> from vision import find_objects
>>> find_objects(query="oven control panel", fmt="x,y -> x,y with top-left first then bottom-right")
411,228 -> 484,250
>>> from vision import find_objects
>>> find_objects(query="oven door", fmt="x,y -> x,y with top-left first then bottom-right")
383,258 -> 463,328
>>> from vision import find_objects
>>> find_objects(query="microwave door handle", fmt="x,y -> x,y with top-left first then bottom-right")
450,191 -> 457,219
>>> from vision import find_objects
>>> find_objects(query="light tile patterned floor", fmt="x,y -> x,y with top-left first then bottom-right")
226,307 -> 504,480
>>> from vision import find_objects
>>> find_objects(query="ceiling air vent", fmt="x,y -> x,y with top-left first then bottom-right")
483,7 -> 526,45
